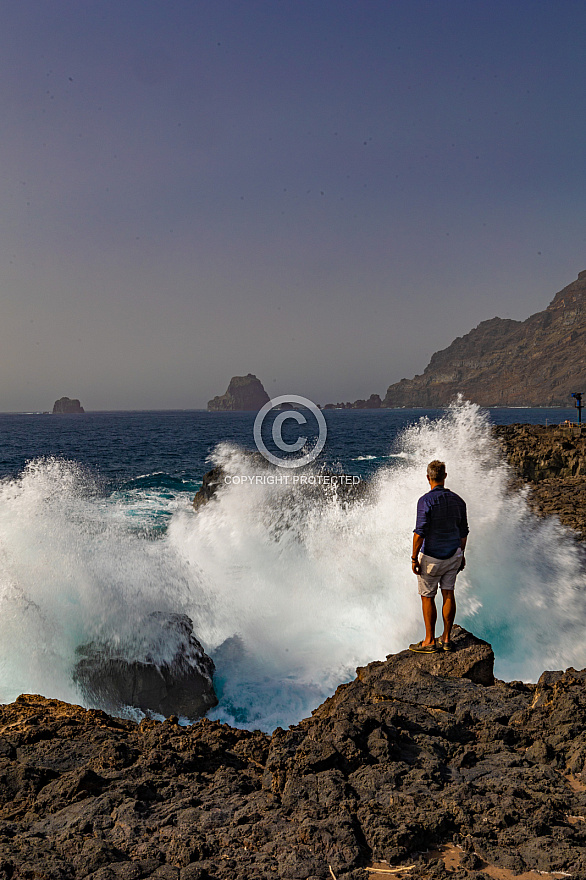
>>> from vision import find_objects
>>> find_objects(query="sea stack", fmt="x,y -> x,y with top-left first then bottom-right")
207,374 -> 270,411
52,397 -> 85,414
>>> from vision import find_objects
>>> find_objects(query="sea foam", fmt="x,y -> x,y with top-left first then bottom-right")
169,401 -> 586,729
1,402 -> 585,731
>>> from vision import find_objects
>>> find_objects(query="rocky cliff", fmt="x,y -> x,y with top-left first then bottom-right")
383,270 -> 586,407
52,397 -> 85,414
1,627 -> 585,879
207,375 -> 270,412
495,423 -> 586,538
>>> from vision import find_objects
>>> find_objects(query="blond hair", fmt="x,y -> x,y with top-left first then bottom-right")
427,460 -> 446,482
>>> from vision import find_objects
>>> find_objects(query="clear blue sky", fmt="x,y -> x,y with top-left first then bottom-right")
1,0 -> 585,409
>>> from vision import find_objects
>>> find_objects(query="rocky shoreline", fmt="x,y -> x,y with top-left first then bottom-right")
494,423 -> 586,538
0,628 -> 585,879
1,424 -> 586,878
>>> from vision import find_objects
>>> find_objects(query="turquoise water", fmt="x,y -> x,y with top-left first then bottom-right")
0,403 -> 583,730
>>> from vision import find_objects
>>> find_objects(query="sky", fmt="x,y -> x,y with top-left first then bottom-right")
1,0 -> 585,411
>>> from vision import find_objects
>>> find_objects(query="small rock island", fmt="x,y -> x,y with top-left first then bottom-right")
207,374 -> 270,411
52,397 -> 85,414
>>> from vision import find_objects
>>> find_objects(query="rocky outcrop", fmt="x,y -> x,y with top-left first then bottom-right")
192,463 -> 368,510
383,270 -> 586,407
73,614 -> 217,719
323,394 -> 382,410
52,397 -> 85,414
1,627 -> 585,879
495,424 -> 586,481
495,423 -> 586,538
192,466 -> 225,510
207,375 -> 270,411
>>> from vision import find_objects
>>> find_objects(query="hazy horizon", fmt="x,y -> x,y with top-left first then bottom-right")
1,1 -> 585,411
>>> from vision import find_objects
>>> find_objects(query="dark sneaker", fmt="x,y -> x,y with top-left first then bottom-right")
436,638 -> 454,652
409,640 -> 439,654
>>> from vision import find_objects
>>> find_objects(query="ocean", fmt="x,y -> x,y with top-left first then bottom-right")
0,402 -> 584,731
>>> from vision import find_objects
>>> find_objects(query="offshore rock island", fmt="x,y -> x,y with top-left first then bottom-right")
52,397 -> 85,414
207,375 -> 270,412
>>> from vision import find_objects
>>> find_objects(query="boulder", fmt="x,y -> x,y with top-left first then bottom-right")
193,462 -> 370,510
313,626 -> 494,723
73,613 -> 217,719
192,465 -> 224,510
52,396 -> 85,413
207,373 -> 270,411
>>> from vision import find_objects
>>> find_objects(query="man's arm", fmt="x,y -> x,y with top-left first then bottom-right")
459,501 -> 469,570
458,537 -> 467,571
412,532 -> 424,575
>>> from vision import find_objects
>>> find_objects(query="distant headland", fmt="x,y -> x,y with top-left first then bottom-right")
324,269 -> 586,409
208,272 -> 586,412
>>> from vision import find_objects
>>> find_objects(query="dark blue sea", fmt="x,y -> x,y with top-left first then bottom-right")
0,403 -> 584,730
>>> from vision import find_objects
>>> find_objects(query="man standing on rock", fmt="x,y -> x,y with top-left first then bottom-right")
410,460 -> 468,653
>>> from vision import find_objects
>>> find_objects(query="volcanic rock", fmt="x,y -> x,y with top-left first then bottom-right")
73,613 -> 217,719
323,394 -> 382,409
192,462 -> 369,510
1,626 -> 585,879
207,374 -> 270,411
383,270 -> 586,407
192,466 -> 224,510
52,396 -> 85,413
495,423 -> 586,538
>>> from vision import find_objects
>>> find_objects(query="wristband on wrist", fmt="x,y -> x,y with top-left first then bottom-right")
411,556 -> 418,561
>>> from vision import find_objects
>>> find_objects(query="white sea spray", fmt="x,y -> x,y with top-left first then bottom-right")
0,402 -> 585,731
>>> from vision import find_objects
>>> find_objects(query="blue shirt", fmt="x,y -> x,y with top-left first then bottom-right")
414,486 -> 469,559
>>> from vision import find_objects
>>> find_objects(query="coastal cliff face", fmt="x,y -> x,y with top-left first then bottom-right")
383,270 -> 586,407
495,423 -> 586,538
0,628 -> 585,879
207,375 -> 270,412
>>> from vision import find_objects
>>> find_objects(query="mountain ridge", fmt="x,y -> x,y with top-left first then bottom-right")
382,270 -> 586,407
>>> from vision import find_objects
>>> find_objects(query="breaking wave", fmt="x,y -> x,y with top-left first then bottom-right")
0,401 -> 585,731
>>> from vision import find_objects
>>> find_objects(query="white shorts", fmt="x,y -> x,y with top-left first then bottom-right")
416,548 -> 462,597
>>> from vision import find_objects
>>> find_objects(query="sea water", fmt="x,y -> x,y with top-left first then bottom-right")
0,402 -> 584,731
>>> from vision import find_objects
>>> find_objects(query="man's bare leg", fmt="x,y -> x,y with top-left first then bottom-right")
440,589 -> 456,643
421,596 -> 437,646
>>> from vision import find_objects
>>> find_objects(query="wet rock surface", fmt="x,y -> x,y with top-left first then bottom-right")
495,423 -> 586,538
1,627 -> 585,879
73,614 -> 218,720
192,462 -> 369,511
